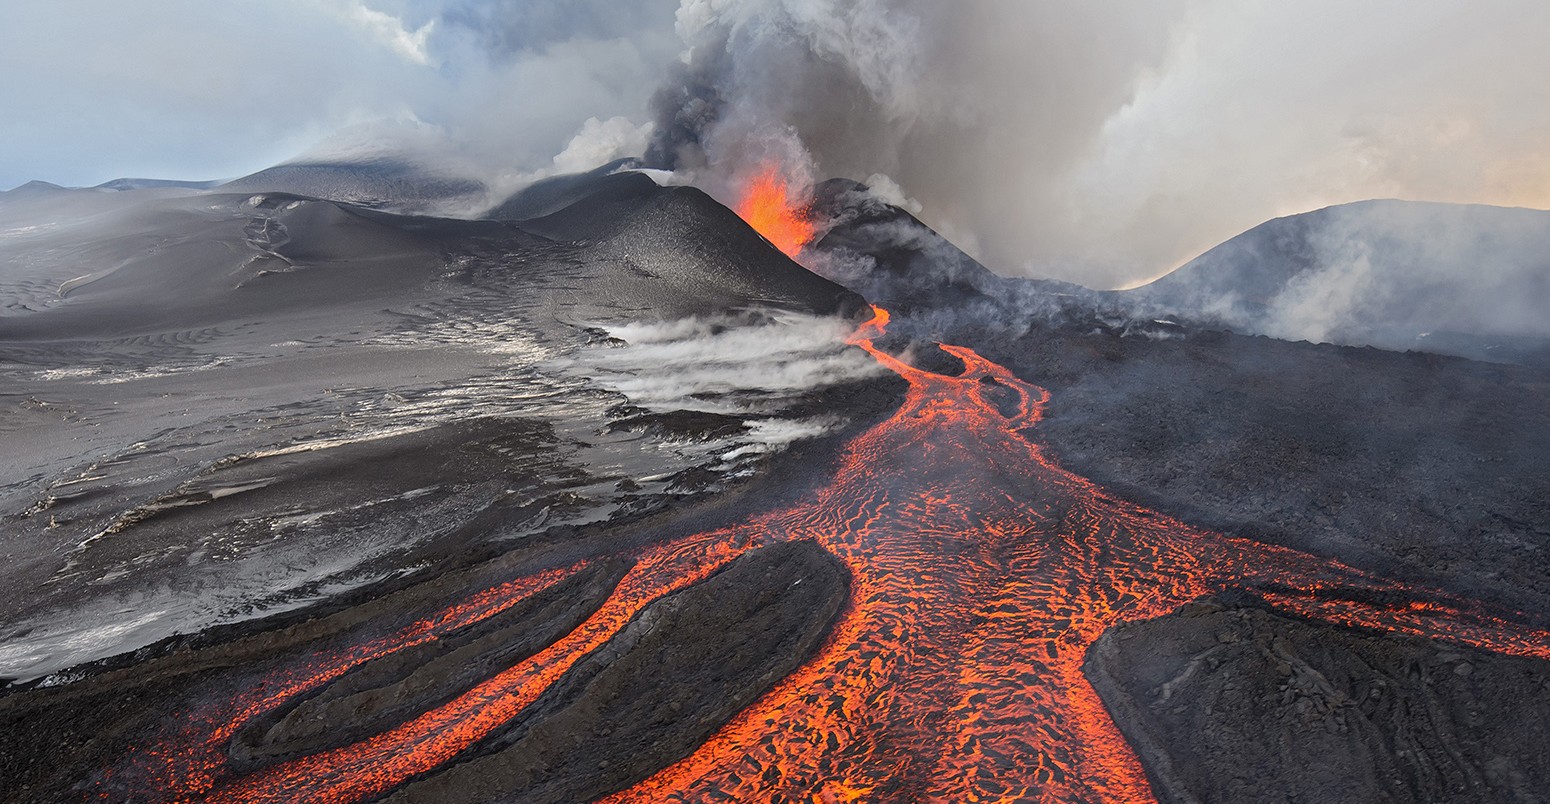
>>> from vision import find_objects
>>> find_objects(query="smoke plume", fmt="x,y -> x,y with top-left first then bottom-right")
9,1 -> 1550,291
640,0 -> 1550,289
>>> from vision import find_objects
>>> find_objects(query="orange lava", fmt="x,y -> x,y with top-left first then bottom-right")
104,306 -> 1550,803
735,165 -> 814,257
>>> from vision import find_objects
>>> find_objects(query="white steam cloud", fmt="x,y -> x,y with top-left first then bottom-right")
646,0 -> 1550,289
7,1 -> 1549,294
1139,200 -> 1550,357
564,312 -> 884,415
558,311 -> 885,453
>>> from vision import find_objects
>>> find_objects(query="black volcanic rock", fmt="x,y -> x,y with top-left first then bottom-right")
384,540 -> 848,804
804,178 -> 1102,334
230,560 -> 633,767
1087,596 -> 1550,804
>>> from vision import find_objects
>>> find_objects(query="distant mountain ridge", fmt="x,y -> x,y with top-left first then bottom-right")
1134,199 -> 1550,363
10,159 -> 1547,363
219,157 -> 488,214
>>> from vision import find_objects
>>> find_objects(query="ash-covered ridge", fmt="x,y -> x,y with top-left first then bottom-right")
0,165 -> 872,688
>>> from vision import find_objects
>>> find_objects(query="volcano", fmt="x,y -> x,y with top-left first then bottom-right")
1,166 -> 1548,804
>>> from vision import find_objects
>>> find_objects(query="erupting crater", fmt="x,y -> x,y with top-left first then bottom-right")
100,306 -> 1550,803
736,165 -> 814,258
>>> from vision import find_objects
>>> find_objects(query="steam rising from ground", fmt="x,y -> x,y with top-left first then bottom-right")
568,313 -> 883,413
560,311 -> 885,449
1137,200 -> 1550,356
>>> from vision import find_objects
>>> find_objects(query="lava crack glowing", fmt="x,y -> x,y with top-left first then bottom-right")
102,307 -> 1550,803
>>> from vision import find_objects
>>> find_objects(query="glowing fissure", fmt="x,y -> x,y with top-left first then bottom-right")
735,166 -> 815,258
107,306 -> 1550,803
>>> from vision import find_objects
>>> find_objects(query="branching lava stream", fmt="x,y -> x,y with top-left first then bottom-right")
104,307 -> 1550,803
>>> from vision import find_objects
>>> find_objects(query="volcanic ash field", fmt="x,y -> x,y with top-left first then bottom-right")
1,163 -> 1548,804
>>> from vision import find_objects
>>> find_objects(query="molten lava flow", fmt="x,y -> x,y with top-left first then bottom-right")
736,165 -> 814,257
106,306 -> 1550,803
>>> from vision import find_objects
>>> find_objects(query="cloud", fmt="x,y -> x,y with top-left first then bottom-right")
556,311 -> 886,455
6,0 -> 1549,293
645,0 -> 1550,289
0,0 -> 682,189
322,0 -> 438,66
0,1 -> 443,187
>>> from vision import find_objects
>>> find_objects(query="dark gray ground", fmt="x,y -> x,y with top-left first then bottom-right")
0,168 -> 894,802
808,180 -> 1550,803
1003,327 -> 1550,608
1087,595 -> 1550,804
3,167 -> 1548,803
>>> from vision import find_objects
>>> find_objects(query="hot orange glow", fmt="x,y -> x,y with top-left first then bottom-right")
104,304 -> 1550,803
735,165 -> 814,257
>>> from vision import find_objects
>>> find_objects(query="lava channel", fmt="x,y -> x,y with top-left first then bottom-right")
100,306 -> 1550,803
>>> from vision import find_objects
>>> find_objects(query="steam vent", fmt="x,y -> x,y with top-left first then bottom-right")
5,4 -> 1550,803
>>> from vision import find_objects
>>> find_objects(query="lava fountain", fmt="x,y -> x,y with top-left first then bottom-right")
100,303 -> 1550,803
735,164 -> 814,258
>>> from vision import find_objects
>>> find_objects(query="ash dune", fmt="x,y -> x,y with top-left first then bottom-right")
0,162 -> 1547,804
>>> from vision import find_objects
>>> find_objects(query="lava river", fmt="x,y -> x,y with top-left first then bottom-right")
101,307 -> 1550,803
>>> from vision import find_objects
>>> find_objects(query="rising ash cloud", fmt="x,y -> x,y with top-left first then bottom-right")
6,1 -> 1550,295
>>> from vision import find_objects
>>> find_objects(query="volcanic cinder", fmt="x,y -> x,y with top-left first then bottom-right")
1,163 -> 1548,804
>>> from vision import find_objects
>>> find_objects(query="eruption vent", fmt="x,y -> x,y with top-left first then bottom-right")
736,165 -> 814,258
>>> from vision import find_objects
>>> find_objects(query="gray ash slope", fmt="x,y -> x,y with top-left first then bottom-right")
0,169 -> 869,687
0,166 -> 894,801
804,181 -> 1550,804
216,157 -> 490,215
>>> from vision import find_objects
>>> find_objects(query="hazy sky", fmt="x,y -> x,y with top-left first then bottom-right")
3,0 -> 1547,287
